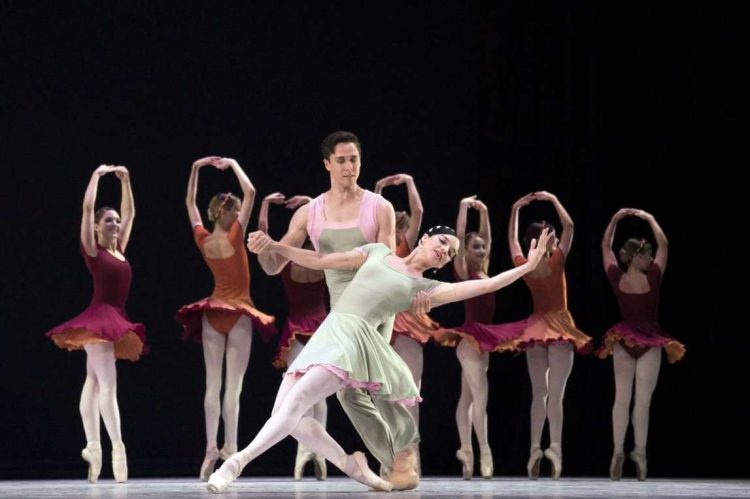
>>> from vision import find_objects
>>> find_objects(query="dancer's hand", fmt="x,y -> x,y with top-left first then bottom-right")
285,195 -> 312,209
264,192 -> 286,205
213,157 -> 239,171
512,193 -> 535,208
410,290 -> 432,315
526,228 -> 552,269
532,191 -> 556,202
94,164 -> 116,176
112,166 -> 129,181
192,156 -> 222,168
247,230 -> 276,254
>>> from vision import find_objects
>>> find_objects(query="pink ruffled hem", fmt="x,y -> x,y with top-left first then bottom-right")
285,363 -> 422,406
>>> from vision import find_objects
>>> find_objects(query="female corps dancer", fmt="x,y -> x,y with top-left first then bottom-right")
597,208 -> 684,481
374,174 -> 451,465
206,225 -> 552,493
508,191 -> 592,480
175,156 -> 276,481
258,192 -> 328,480
434,195 -> 527,480
46,165 -> 144,483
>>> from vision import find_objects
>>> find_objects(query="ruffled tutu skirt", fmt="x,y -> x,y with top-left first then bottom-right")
596,321 -> 685,363
176,296 -> 276,344
46,303 -> 146,361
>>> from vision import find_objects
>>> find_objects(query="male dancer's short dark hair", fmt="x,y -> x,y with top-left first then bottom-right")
321,131 -> 362,159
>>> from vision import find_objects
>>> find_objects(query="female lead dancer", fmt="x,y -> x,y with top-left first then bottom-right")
206,225 -> 551,493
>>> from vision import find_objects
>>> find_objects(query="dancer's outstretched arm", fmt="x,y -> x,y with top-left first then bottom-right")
248,231 -> 364,271
431,229 -> 552,307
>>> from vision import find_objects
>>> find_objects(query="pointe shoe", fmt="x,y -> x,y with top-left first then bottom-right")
544,447 -> 562,480
200,449 -> 220,482
390,449 -> 419,490
293,446 -> 315,480
112,441 -> 128,483
81,442 -> 102,483
218,445 -> 237,462
527,448 -> 543,480
479,449 -> 494,479
629,450 -> 647,481
609,452 -> 625,481
455,449 -> 474,480
207,454 -> 242,494
313,453 -> 327,481
343,451 -> 393,492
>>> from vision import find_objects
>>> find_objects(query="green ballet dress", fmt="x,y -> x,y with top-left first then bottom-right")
286,243 -> 441,404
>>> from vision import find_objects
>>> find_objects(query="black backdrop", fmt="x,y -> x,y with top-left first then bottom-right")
1,1 -> 742,479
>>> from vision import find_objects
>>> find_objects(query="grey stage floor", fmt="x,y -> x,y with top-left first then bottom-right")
0,477 -> 748,498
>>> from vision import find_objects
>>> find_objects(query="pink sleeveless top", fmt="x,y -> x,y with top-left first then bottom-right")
306,189 -> 380,252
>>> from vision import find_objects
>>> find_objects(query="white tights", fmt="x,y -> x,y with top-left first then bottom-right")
526,343 -> 574,452
392,335 -> 423,426
287,340 -> 328,428
612,343 -> 661,454
236,366 -> 347,470
202,314 -> 253,454
455,339 -> 490,452
80,342 -> 122,445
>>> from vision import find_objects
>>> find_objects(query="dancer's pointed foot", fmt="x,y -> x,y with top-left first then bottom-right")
455,449 -> 474,480
313,453 -> 327,481
112,441 -> 128,483
479,448 -> 494,479
293,445 -> 315,481
81,442 -> 102,484
527,447 -> 543,480
207,454 -> 242,494
629,450 -> 647,481
609,452 -> 625,481
343,451 -> 393,492
544,447 -> 562,480
200,448 -> 220,482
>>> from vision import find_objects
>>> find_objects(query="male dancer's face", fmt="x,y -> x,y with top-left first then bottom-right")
323,142 -> 360,188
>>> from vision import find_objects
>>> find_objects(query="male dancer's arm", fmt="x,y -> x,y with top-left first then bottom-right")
375,197 -> 397,251
256,203 -> 309,275
374,195 -> 398,340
